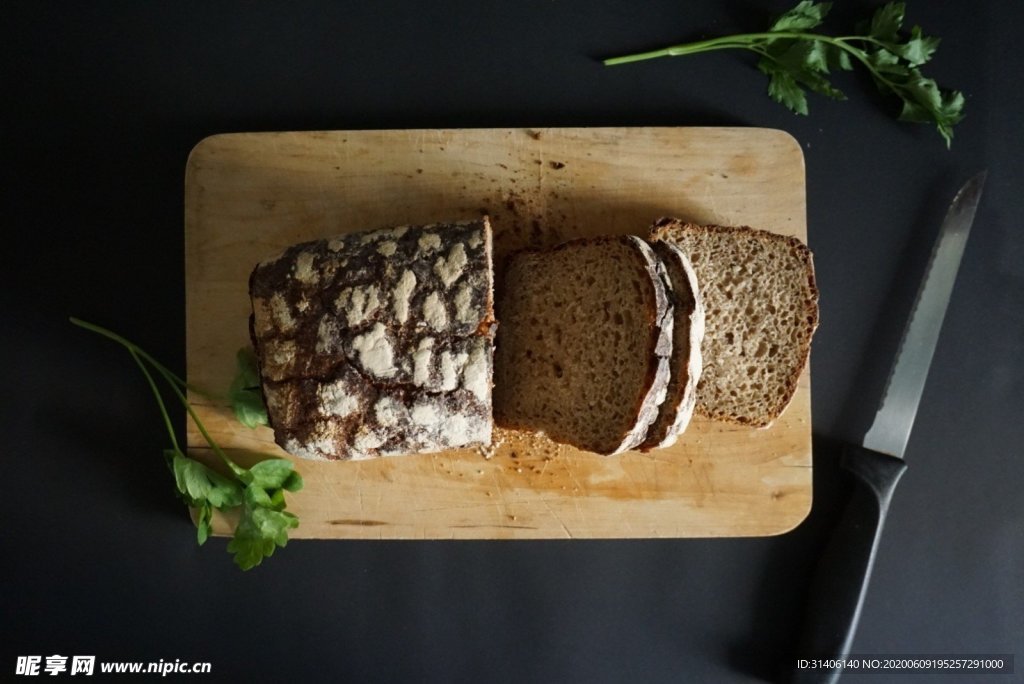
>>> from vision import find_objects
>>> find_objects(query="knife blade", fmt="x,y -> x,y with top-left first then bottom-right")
791,172 -> 987,684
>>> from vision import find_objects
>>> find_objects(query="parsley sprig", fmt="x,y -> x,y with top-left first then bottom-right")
71,317 -> 301,570
604,1 -> 965,146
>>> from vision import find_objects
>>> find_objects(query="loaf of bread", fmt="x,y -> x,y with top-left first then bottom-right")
650,219 -> 819,427
492,235 -> 673,455
639,240 -> 705,450
249,219 -> 496,460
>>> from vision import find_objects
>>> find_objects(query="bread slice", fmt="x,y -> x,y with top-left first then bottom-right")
493,235 -> 673,455
650,219 -> 819,427
248,219 -> 496,460
639,240 -> 705,450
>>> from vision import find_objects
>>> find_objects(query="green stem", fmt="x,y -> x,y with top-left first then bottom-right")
834,35 -> 890,49
830,37 -> 903,93
603,29 -> 901,97
151,362 -> 246,478
69,317 -> 205,395
604,35 -> 767,64
70,317 -> 226,397
128,349 -> 180,454
606,31 -> 804,64
71,316 -> 245,478
605,30 -> 876,66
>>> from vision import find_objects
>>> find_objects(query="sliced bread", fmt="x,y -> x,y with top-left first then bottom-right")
249,219 -> 496,460
493,235 -> 673,455
639,240 -> 705,450
650,219 -> 819,427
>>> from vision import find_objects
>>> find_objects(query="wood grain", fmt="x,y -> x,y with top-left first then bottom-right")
184,127 -> 812,539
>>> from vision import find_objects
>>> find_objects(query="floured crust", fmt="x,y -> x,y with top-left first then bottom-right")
615,236 -> 674,453
640,240 -> 705,450
650,218 -> 819,427
249,218 -> 496,460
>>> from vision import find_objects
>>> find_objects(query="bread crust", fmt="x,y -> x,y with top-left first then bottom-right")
249,218 -> 496,460
616,236 -> 674,453
640,240 -> 705,449
650,218 -> 819,427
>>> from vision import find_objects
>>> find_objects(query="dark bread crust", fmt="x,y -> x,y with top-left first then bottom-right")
249,219 -> 496,460
650,218 -> 819,427
493,234 -> 672,455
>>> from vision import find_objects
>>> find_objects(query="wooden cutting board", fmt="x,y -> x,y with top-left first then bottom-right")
184,127 -> 812,539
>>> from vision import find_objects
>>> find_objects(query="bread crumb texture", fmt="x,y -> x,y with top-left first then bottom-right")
492,236 -> 671,454
249,219 -> 496,460
651,219 -> 819,427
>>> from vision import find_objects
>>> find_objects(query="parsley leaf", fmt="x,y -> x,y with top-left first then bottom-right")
244,458 -> 304,492
761,40 -> 847,107
867,47 -> 904,74
825,44 -> 853,72
227,477 -> 300,570
170,449 -> 243,509
71,317 -> 302,570
229,347 -> 268,429
894,25 -> 940,67
227,499 -> 299,570
760,61 -> 810,115
603,1 -> 965,146
770,0 -> 830,32
869,1 -> 905,42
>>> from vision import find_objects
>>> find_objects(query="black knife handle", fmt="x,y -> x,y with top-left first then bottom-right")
790,445 -> 908,684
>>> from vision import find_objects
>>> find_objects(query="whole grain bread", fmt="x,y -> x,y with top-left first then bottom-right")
249,219 -> 496,460
492,235 -> 673,455
639,240 -> 705,449
650,219 -> 819,427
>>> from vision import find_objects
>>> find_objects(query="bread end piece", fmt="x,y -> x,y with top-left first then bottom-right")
248,218 -> 496,460
650,218 -> 819,428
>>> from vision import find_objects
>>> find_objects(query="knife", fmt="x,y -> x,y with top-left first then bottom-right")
791,172 -> 987,684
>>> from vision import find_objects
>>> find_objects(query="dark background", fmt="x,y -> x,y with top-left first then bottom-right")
3,2 -> 1021,682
